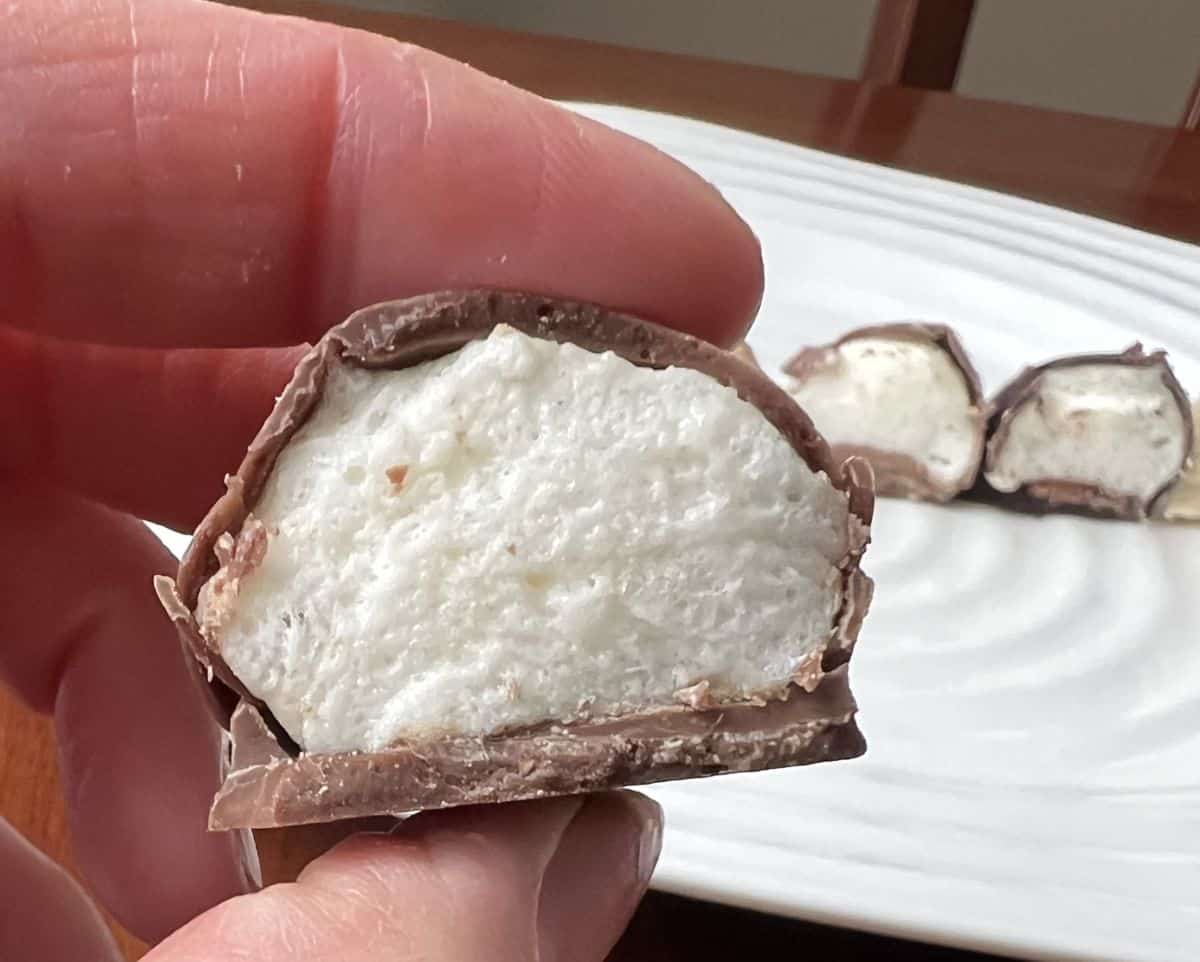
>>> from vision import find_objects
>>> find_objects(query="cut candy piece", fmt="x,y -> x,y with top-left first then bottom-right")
784,323 -> 986,502
982,345 -> 1193,520
156,291 -> 874,828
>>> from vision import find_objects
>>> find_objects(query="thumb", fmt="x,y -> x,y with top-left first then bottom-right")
146,793 -> 662,962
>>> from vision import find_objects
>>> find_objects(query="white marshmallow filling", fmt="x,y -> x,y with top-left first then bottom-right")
786,337 -> 980,490
984,363 -> 1188,504
200,326 -> 855,753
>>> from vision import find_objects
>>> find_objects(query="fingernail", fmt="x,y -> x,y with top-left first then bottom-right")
235,827 -> 263,891
536,792 -> 664,962
631,795 -> 663,885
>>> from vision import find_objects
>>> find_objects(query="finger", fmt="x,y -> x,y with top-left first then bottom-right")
0,820 -> 123,962
1,326 -> 303,530
2,0 -> 761,349
0,481 -> 258,942
149,793 -> 662,962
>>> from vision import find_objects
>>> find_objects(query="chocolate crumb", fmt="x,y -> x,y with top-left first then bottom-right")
674,680 -> 718,710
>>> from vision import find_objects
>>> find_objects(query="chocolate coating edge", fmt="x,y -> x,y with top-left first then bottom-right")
1163,401 -> 1200,522
211,665 -> 863,829
160,290 -> 874,827
782,322 -> 988,502
980,344 -> 1194,520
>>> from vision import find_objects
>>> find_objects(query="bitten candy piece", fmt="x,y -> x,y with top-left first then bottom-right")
783,323 -> 987,502
155,291 -> 875,830
982,345 -> 1194,520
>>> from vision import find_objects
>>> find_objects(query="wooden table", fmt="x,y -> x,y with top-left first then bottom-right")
3,5 -> 1197,960
256,1 -> 1200,247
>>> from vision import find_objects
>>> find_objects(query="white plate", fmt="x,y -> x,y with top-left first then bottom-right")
150,103 -> 1200,962
563,104 -> 1200,962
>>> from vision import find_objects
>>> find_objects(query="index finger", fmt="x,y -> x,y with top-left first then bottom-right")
1,0 -> 762,349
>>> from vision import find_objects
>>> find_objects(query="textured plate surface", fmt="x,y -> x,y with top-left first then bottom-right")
565,104 -> 1200,962
148,103 -> 1200,962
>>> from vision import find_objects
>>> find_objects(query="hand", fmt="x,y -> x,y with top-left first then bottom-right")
0,0 -> 762,958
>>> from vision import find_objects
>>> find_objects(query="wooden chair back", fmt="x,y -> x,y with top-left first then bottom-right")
862,0 -> 1200,130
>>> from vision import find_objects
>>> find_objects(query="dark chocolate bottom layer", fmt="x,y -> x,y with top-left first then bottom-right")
827,443 -> 976,503
212,665 -> 863,830
961,475 -> 1149,521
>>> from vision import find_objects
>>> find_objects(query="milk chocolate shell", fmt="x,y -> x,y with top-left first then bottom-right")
155,291 -> 874,830
1163,401 -> 1200,522
981,345 -> 1193,520
730,340 -> 761,370
784,323 -> 987,502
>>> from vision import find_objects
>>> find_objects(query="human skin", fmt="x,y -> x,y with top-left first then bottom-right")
0,0 -> 763,958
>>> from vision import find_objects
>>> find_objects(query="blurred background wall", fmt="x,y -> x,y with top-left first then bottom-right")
338,0 -> 1200,126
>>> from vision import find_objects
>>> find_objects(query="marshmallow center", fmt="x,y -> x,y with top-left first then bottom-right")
214,326 -> 852,752
985,363 -> 1187,501
788,337 -> 979,486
